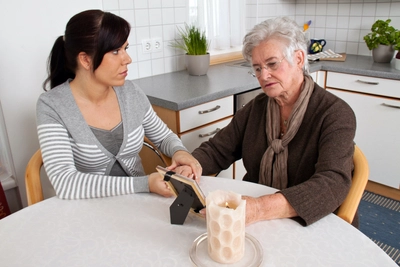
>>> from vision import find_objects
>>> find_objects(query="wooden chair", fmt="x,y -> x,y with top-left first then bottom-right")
25,138 -> 172,206
337,145 -> 369,224
25,149 -> 44,206
141,137 -> 172,173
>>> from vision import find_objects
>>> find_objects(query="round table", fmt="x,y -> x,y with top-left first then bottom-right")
0,176 -> 396,266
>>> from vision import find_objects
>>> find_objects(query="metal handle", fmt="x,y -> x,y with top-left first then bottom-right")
199,128 -> 221,138
356,79 -> 379,85
381,103 -> 400,109
198,105 -> 220,114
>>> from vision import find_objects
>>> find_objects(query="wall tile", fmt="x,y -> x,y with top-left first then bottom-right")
119,0 -> 133,9
151,58 -> 165,75
347,29 -> 361,42
119,9 -> 135,27
134,0 -> 148,9
174,7 -> 187,23
346,42 -> 359,54
336,29 -> 348,41
315,4 -> 327,16
326,16 -> 338,28
326,4 -> 338,16
337,16 -> 349,29
138,61 -> 152,78
164,56 -> 177,73
135,9 -> 149,27
338,4 -> 350,16
162,24 -> 176,41
103,0 -> 119,10
127,62 -> 139,80
162,8 -> 175,24
375,3 -> 390,17
149,8 -> 162,25
362,3 -> 376,16
350,3 -> 363,16
136,26 -> 150,44
149,0 -> 162,8
335,41 -> 347,53
349,16 -> 362,29
162,0 -> 174,8
106,0 -> 400,79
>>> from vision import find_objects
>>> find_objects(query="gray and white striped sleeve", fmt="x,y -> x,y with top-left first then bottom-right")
37,124 -> 148,199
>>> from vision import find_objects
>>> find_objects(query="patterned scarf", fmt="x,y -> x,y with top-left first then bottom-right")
259,75 -> 314,189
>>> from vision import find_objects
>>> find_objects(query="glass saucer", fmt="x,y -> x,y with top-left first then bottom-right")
189,233 -> 263,267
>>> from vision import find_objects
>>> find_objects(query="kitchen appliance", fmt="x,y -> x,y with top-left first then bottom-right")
227,60 -> 264,112
234,88 -> 263,112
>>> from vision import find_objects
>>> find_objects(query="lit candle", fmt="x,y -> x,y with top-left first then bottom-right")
206,190 -> 246,264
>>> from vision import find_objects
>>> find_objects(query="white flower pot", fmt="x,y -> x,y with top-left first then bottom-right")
395,58 -> 400,70
372,44 -> 394,63
185,53 -> 210,76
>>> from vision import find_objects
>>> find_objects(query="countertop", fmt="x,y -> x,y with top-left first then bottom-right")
133,54 -> 400,111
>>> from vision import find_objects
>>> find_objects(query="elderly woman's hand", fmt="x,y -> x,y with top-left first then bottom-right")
242,195 -> 262,225
168,150 -> 202,181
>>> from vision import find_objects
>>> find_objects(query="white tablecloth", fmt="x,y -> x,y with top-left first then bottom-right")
0,176 -> 396,267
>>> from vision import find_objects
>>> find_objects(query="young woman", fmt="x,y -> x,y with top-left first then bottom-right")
37,10 -> 201,200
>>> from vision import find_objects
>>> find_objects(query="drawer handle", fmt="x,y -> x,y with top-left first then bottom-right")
381,103 -> 400,109
199,128 -> 221,138
198,105 -> 221,114
356,79 -> 379,85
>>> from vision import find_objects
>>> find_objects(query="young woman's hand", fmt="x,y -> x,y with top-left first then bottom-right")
148,172 -> 173,197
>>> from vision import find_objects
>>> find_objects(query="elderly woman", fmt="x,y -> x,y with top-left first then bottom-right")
192,17 -> 357,226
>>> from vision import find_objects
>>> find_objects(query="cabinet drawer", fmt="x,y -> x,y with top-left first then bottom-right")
326,72 -> 400,98
179,117 -> 231,153
179,96 -> 233,132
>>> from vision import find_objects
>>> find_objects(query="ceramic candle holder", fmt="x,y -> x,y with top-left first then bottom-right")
206,190 -> 246,264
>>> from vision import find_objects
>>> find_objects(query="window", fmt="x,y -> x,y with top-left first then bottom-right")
189,0 -> 246,52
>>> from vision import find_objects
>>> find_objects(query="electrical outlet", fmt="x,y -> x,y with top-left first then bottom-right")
141,39 -> 152,53
153,38 -> 163,52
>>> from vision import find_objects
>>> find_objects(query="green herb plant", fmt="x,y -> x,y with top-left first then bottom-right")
170,23 -> 209,55
363,19 -> 400,51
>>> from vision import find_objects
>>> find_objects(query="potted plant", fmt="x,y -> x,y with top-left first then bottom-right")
363,19 -> 400,63
170,23 -> 210,76
394,42 -> 400,70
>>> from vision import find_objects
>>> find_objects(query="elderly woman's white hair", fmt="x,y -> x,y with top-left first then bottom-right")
242,17 -> 309,74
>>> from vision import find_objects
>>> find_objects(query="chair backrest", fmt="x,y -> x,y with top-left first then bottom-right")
25,149 -> 44,206
337,145 -> 369,224
140,137 -> 172,174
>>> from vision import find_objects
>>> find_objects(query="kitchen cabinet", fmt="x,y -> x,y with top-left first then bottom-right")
0,100 -> 20,213
0,101 -> 16,191
310,71 -> 326,88
143,96 -> 235,178
326,72 -> 400,189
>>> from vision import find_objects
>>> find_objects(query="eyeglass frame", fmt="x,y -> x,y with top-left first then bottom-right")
248,55 -> 286,78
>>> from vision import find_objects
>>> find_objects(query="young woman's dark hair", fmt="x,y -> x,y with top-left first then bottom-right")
43,10 -> 131,91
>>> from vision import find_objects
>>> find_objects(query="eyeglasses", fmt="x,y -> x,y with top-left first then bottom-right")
248,56 -> 286,78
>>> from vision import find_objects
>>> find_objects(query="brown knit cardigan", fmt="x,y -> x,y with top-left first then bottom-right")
192,83 -> 357,226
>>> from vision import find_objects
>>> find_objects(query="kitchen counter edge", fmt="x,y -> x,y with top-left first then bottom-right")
133,54 -> 400,111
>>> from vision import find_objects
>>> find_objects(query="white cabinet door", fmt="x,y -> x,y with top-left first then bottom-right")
328,88 -> 400,189
180,117 -> 233,178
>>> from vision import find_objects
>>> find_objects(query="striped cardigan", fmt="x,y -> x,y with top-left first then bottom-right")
36,80 -> 187,200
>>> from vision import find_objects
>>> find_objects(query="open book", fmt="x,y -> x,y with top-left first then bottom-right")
156,166 -> 206,212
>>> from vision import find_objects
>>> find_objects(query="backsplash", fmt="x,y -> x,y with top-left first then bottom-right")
104,0 -> 400,80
